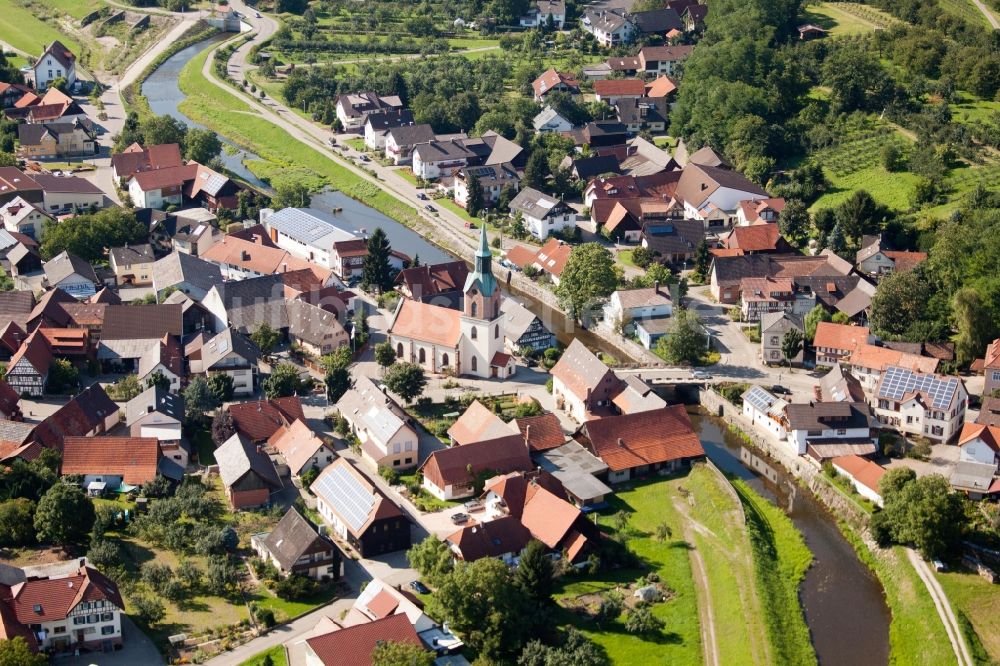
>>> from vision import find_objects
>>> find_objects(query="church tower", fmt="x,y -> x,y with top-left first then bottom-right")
459,225 -> 505,378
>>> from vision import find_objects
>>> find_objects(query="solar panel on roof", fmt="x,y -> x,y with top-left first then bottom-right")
878,366 -> 958,409
744,385 -> 776,413
315,465 -> 376,532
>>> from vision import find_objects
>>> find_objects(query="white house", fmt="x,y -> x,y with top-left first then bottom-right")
125,386 -> 186,468
602,285 -> 671,333
0,196 -> 53,240
760,311 -> 804,367
260,207 -> 360,271
411,139 -> 474,180
508,187 -> 575,240
384,124 -> 435,165
454,163 -> 519,209
33,41 -> 76,90
520,0 -> 566,28
674,162 -> 770,231
873,366 -> 967,444
957,423 -> 1000,467
192,329 -> 260,396
363,109 -> 415,150
335,91 -> 403,132
741,385 -> 788,441
783,402 -> 873,456
532,106 -> 574,133
831,455 -> 886,507
43,251 -> 98,299
335,376 -> 419,471
33,173 -> 105,215
583,9 -> 636,47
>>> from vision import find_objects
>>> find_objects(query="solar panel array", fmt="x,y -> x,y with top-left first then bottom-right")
314,464 -> 376,532
878,366 -> 958,409
743,385 -> 777,413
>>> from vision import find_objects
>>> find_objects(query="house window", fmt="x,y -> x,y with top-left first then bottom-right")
836,429 -> 846,436
418,348 -> 426,363
471,357 -> 477,372
495,324 -> 500,339
396,343 -> 404,358
53,626 -> 66,634
471,302 -> 478,317
101,625 -> 115,636
442,353 -> 449,366
471,327 -> 477,339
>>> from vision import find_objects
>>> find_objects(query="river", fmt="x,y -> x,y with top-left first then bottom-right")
691,411 -> 891,666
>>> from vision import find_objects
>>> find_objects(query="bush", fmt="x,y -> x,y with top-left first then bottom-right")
274,574 -> 317,601
379,465 -> 399,485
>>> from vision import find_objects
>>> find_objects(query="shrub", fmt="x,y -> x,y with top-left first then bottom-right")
379,465 -> 400,484
274,574 -> 317,601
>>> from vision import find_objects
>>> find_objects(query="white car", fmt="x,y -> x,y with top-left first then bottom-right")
692,371 -> 712,380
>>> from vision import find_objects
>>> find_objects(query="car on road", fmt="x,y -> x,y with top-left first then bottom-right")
450,512 -> 470,525
464,499 -> 484,513
424,204 -> 437,213
692,371 -> 712,380
770,384 -> 792,395
417,193 -> 428,200
255,11 -> 262,18
409,581 -> 430,594
360,154 -> 370,162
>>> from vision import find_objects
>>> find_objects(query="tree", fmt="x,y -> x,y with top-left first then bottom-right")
781,328 -> 804,367
374,341 -> 396,369
516,540 -> 554,603
264,363 -> 304,398
523,150 -> 549,190
183,377 -> 218,425
184,128 -> 223,164
803,304 -> 831,342
0,499 -> 34,546
869,270 -> 930,339
362,227 -> 394,293
34,483 -> 95,548
407,535 -> 454,586
952,287 -> 996,365
206,555 -> 237,596
835,190 -> 890,248
272,180 -> 312,209
140,115 -> 188,148
625,605 -> 665,635
251,322 -> 281,357
822,49 -> 894,115
871,473 -> 965,559
655,308 -> 707,365
0,637 -> 47,666
555,243 -> 618,322
466,174 -> 485,217
692,239 -> 711,278
146,371 -> 171,391
371,641 -> 435,666
208,373 -> 235,403
325,365 -> 351,403
518,629 -> 610,666
130,594 -> 166,625
40,208 -> 147,262
383,362 -> 427,404
46,359 -> 79,394
778,199 -> 810,246
212,408 -> 235,445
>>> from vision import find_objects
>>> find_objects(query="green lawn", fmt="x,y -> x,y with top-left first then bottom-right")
251,584 -> 339,623
937,569 -> 1000,664
617,249 -> 638,268
395,168 -> 420,186
239,645 -> 288,666
838,526 -> 955,665
177,44 -> 427,232
447,37 -> 502,50
0,0 -> 90,55
812,164 -> 922,212
344,137 -> 367,152
192,429 -> 216,466
937,0 -> 995,28
732,480 -> 816,666
802,2 -> 881,36
437,197 -> 477,223
952,91 -> 1000,126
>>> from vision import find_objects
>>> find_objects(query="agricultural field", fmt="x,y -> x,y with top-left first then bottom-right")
936,568 -> 1000,664
936,0 -> 996,28
0,0 -> 99,55
801,2 -> 883,36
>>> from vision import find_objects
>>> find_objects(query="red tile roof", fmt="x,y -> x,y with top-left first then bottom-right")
33,384 -> 119,450
814,323 -> 869,352
883,250 -> 927,273
511,412 -> 566,451
420,436 -> 532,491
229,397 -> 305,442
849,343 -> 939,374
958,422 -> 1000,453
388,299 -> 461,348
130,163 -> 198,192
305,604 -> 421,665
9,565 -> 123,625
532,68 -> 580,98
831,455 -> 885,495
580,405 -> 704,472
446,515 -> 532,561
721,223 -> 785,252
594,79 -> 646,97
985,338 -> 1000,372
533,237 -> 572,277
447,400 -> 515,446
61,436 -> 161,485
504,245 -> 539,269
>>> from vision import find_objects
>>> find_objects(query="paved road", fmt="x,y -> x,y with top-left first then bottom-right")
905,549 -> 974,666
972,0 -> 1000,29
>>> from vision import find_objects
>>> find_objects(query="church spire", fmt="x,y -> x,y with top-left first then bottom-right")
464,223 -> 498,298
475,223 -> 491,275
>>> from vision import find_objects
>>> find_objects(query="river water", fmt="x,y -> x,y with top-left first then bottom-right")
691,411 -> 891,665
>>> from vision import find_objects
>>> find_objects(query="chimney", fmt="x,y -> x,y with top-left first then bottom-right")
654,280 -> 660,294
252,234 -> 262,244
524,424 -> 532,452
617,437 -> 625,447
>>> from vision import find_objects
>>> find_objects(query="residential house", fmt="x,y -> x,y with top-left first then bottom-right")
0,168 -> 43,206
534,440 -> 612,507
109,243 -> 155,286
641,218 -> 704,265
983,337 -> 1000,397
847,343 -> 939,395
831,456 -> 885,506
607,44 -> 694,76
632,8 -> 684,35
520,0 -> 566,27
43,251 -> 98,299
872,366 -> 967,443
419,433 -> 532,500
445,515 -> 532,563
110,142 -> 184,183
136,334 -> 184,392
593,79 -> 646,104
228,396 -> 305,443
186,163 -> 240,211
303,614 -> 421,666
499,297 -> 555,353
454,163 -> 520,209
336,376 -> 418,471
17,120 -> 95,159
311,458 -> 411,556
125,386 -> 186,468
508,188 -> 575,240
33,41 -> 76,90
855,234 -> 927,278
717,223 -> 791,256
784,402 -> 874,458
603,285 -> 671,335
95,304 -> 183,368
61,436 -> 180,494
578,405 -> 705,482
708,253 -> 853,304
251,507 -> 342,581
341,579 -> 443,638
216,431 -> 282,509
151,251 -> 224,301
550,339 -> 622,423
260,207 -> 361,272
760,311 -> 804,367
741,385 -> 789,441
616,96 -> 669,134
739,277 -> 795,322
33,383 -> 120,450
583,9 -> 636,47
412,132 -> 524,181
511,411 -> 566,453
384,124 -> 436,165
33,174 -> 104,214
645,75 -> 678,98
191,328 -> 260,395
394,260 -> 469,308
563,154 -> 621,182
197,233 -> 329,281
674,162 -> 770,231
363,109 -> 416,150
950,424 -> 999,498
0,421 -> 39,462
6,330 -> 52,396
268,418 -> 336,480
736,197 -> 785,226
569,121 -> 630,149
446,400 -> 519,446
532,106 -> 574,133
532,69 -> 581,101
0,81 -> 32,109
0,196 -> 54,241
814,323 -> 871,366
818,363 -> 866,403
682,3 -> 708,30
0,562 -> 123,653
127,164 -> 197,209
335,92 -> 403,132
0,378 -> 22,420
172,208 -> 221,256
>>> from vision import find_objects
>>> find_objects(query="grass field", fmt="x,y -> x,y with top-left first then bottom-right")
447,37 -> 502,50
239,645 -> 288,666
192,429 -> 216,466
952,91 -> 1000,126
251,585 -> 339,623
838,526 -> 955,665
937,0 -> 995,28
802,2 -> 881,36
0,0 -> 92,55
937,569 -> 1000,664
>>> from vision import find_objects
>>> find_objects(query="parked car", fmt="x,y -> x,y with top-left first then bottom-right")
464,499 -> 484,513
771,385 -> 792,395
424,204 -> 437,213
360,155 -> 370,162
409,581 -> 430,594
255,11 -> 262,18
692,371 -> 712,380
417,193 -> 428,200
932,559 -> 946,572
450,512 -> 470,525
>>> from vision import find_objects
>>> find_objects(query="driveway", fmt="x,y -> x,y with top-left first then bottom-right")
883,443 -> 960,478
53,617 -> 165,666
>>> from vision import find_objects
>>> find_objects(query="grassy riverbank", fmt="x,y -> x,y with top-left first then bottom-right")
837,523 -> 955,665
176,45 -> 426,231
733,479 -> 816,666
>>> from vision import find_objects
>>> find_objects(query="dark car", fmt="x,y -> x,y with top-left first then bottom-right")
771,384 -> 792,395
424,204 -> 437,213
450,512 -> 470,525
417,193 -> 429,200
409,581 -> 430,594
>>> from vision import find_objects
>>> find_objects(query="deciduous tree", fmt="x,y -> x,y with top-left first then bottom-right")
383,362 -> 427,403
251,322 -> 281,357
183,377 -> 218,425
781,328 -> 804,367
804,304 -> 831,342
374,341 -> 397,369
407,535 -> 454,586
34,483 -> 95,549
869,270 -> 930,339
184,128 -> 223,165
655,308 -> 707,365
264,363 -> 305,398
555,243 -> 617,322
372,641 -> 435,666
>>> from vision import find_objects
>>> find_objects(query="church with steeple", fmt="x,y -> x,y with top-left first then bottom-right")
387,226 -> 515,379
